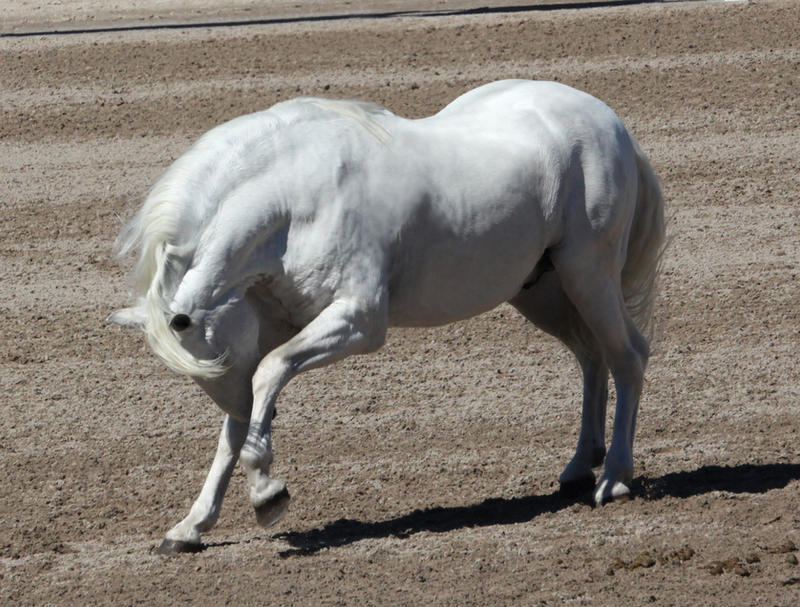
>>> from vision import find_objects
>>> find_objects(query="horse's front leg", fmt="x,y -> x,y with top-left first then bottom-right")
238,297 -> 387,527
158,414 -> 247,554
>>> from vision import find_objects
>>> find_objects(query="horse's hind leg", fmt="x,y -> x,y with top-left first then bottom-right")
550,248 -> 650,505
560,356 -> 608,493
158,415 -> 247,554
510,270 -> 609,494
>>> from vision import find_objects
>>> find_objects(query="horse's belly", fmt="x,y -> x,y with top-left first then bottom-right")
388,285 -> 520,327
386,231 -> 544,327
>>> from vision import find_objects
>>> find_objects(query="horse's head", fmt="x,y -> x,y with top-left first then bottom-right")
110,284 -> 268,418
170,275 -> 264,369
109,274 -> 261,376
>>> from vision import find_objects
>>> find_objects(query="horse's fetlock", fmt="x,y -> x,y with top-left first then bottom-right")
603,451 -> 634,483
239,446 -> 271,471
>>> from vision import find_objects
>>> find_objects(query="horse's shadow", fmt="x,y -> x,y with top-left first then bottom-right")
267,463 -> 800,557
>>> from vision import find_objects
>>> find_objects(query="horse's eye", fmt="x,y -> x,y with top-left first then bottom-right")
170,314 -> 192,332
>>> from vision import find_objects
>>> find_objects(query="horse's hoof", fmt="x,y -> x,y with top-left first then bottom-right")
157,538 -> 203,555
558,473 -> 596,498
593,479 -> 631,506
254,486 -> 291,527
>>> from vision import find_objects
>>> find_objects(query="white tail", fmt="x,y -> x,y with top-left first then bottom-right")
621,141 -> 667,339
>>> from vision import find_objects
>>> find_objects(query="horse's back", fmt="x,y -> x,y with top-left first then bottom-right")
435,80 -> 622,133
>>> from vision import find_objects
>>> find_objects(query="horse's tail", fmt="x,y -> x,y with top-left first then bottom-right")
621,141 -> 667,340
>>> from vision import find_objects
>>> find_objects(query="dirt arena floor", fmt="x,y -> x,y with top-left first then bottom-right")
1,0 -> 798,604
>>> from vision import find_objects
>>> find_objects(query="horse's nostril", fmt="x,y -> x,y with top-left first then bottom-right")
170,314 -> 192,332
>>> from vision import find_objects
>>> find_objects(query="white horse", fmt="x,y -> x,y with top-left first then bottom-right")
110,79 -> 665,554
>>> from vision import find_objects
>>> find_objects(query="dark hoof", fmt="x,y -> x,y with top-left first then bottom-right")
254,486 -> 291,528
157,538 -> 204,555
558,474 -> 596,498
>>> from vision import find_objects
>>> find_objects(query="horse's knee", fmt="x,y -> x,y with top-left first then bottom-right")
362,321 -> 387,354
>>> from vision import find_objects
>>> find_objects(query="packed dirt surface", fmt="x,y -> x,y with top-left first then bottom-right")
1,0 -> 798,605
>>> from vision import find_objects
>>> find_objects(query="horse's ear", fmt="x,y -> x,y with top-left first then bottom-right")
107,307 -> 146,330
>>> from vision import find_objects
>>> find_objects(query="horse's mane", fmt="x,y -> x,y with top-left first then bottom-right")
115,157 -> 195,298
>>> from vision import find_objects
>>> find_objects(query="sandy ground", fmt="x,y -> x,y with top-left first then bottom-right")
1,0 -> 799,605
